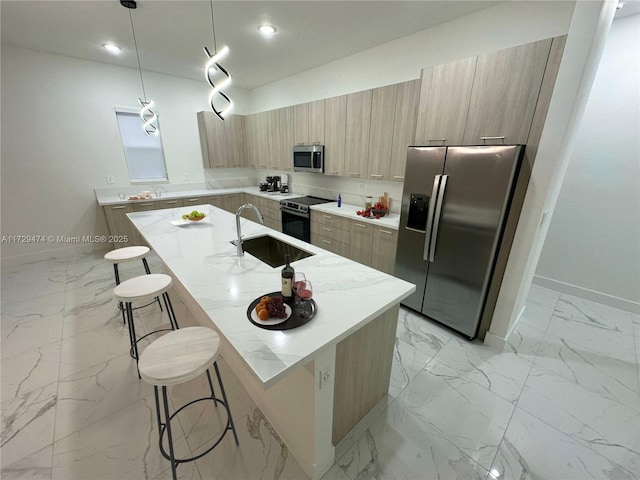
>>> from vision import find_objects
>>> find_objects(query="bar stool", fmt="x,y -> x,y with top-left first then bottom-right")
138,327 -> 239,480
113,274 -> 179,377
104,246 -> 162,324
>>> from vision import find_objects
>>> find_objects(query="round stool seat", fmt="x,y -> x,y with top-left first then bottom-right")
139,327 -> 220,386
114,274 -> 172,303
104,246 -> 150,263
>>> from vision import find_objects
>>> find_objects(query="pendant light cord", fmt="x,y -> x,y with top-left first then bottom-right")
209,0 -> 217,53
129,8 -> 147,102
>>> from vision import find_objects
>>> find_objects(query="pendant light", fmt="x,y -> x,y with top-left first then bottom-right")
121,0 -> 158,136
203,0 -> 233,121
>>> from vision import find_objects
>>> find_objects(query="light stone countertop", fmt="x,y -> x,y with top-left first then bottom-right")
127,204 -> 414,387
96,186 -> 299,206
310,202 -> 400,230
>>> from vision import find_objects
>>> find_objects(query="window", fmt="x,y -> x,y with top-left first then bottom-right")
115,107 -> 168,182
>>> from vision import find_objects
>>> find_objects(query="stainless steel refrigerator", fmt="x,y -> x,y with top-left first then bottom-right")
395,145 -> 524,339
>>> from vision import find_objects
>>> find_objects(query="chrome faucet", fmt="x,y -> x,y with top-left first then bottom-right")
235,204 -> 264,256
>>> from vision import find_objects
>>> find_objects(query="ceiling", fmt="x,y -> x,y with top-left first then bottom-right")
1,0 -> 506,90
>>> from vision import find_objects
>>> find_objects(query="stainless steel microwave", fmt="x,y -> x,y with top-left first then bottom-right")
293,145 -> 324,173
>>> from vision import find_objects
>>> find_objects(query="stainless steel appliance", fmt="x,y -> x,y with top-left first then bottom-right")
293,145 -> 324,173
280,196 -> 332,242
395,145 -> 524,339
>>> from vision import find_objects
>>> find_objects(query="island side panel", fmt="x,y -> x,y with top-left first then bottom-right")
332,303 -> 399,445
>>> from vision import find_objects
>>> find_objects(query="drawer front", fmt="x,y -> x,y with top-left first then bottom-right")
310,222 -> 350,243
313,234 -> 349,256
160,199 -> 185,208
310,211 -> 350,231
183,197 -> 208,206
132,202 -> 157,212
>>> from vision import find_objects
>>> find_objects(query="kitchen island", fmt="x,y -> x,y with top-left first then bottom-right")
127,204 -> 414,479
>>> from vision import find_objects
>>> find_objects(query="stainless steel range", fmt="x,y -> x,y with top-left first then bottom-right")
280,196 -> 332,242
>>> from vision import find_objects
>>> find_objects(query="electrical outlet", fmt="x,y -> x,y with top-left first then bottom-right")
106,175 -> 115,185
319,365 -> 331,390
183,173 -> 190,181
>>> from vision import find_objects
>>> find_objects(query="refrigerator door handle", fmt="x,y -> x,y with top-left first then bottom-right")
428,174 -> 448,262
423,175 -> 442,261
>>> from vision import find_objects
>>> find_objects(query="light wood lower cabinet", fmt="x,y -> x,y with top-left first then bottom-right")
222,194 -> 246,214
103,204 -> 140,247
349,221 -> 375,265
371,227 -> 398,275
245,194 -> 282,232
205,195 -> 225,209
158,199 -> 184,209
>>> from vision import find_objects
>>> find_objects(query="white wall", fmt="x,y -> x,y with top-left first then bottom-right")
534,14 -> 640,311
0,46 -> 249,260
250,1 -> 575,112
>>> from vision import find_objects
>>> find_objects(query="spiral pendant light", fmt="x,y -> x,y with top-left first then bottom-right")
122,0 -> 159,136
204,0 -> 233,120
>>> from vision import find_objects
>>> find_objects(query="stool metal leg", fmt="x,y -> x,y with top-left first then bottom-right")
162,292 -> 180,330
113,264 -> 126,325
126,302 -> 141,379
161,386 -> 178,480
214,362 -> 239,445
142,257 -> 164,312
206,367 -> 217,408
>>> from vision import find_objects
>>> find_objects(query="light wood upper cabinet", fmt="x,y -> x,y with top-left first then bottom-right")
268,107 -> 293,171
324,95 -> 347,176
308,99 -> 325,145
415,56 -> 477,146
224,115 -> 246,168
345,90 -> 372,178
390,79 -> 421,182
367,84 -> 398,181
462,38 -> 552,145
254,111 -> 270,169
294,103 -> 309,146
244,114 -> 258,168
197,111 -> 228,168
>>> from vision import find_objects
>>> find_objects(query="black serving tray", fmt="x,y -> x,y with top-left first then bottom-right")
247,291 -> 317,331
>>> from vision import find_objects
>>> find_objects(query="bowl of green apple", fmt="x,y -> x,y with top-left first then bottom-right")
182,210 -> 206,222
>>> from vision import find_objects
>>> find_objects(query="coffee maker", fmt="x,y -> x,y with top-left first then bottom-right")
265,176 -> 281,193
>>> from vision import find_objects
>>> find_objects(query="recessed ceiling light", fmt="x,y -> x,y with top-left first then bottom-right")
258,25 -> 276,36
102,42 -> 122,54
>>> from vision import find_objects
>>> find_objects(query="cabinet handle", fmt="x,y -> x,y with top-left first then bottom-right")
393,175 -> 405,180
323,215 -> 333,220
355,223 -> 366,228
379,229 -> 393,235
140,203 -> 153,206
112,206 -> 127,210
370,174 -> 383,178
165,201 -> 178,204
187,199 -> 199,202
427,138 -> 446,144
348,173 -> 360,177
327,171 -> 339,175
322,239 -> 332,244
295,142 -> 304,146
259,165 -> 267,168
322,227 -> 332,232
480,136 -> 505,143
311,141 -> 321,145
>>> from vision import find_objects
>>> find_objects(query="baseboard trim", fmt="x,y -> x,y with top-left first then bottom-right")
1,243 -> 110,268
484,305 -> 526,352
533,275 -> 640,314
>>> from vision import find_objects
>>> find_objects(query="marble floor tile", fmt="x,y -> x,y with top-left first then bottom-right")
1,309 -> 64,360
320,463 -> 350,480
546,313 -> 637,365
396,364 -> 515,470
63,273 -> 116,310
1,270 -> 67,302
518,300 -> 555,333
152,461 -> 202,480
1,342 -> 61,402
517,362 -> 640,475
490,407 -> 636,480
1,257 -> 68,276
61,294 -> 125,340
504,321 -> 546,361
55,352 -> 154,441
395,307 -> 453,358
1,382 -> 57,467
0,444 -> 52,480
335,400 -> 489,480
527,284 -> 561,309
52,394 -> 190,480
193,407 -> 309,480
428,338 -> 533,404
58,322 -> 134,379
388,337 -> 434,399
554,293 -> 639,335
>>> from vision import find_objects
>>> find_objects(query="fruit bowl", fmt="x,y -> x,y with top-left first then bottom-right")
182,210 -> 206,221
371,208 -> 388,217
186,215 -> 206,222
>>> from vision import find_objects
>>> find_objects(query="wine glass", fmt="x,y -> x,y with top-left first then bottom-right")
297,280 -> 313,302
293,272 -> 306,305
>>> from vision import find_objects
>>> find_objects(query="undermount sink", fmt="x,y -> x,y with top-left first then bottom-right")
236,235 -> 314,267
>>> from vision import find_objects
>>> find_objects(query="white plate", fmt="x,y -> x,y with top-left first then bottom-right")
169,219 -> 207,226
250,303 -> 292,326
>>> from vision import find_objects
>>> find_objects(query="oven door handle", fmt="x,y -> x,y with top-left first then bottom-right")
280,206 -> 309,218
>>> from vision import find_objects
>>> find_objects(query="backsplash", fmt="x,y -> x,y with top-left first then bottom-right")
204,168 -> 257,189
255,169 -> 404,213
